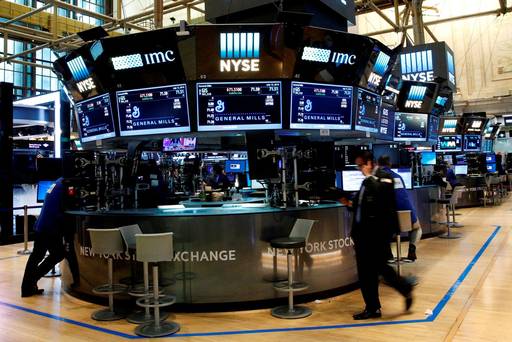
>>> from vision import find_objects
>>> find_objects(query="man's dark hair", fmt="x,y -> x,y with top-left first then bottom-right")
377,155 -> 391,167
355,151 -> 374,164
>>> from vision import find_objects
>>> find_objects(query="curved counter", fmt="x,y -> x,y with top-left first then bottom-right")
64,203 -> 357,304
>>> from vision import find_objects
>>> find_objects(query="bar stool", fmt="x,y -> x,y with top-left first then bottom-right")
87,228 -> 129,321
270,218 -> 316,319
395,210 -> 412,276
134,232 -> 180,337
438,194 -> 461,239
118,224 -> 168,324
450,186 -> 464,228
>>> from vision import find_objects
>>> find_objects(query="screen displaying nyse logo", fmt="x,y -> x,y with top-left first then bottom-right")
446,51 -> 455,85
400,50 -> 434,82
219,32 -> 260,72
301,46 -> 357,66
111,50 -> 176,71
67,56 -> 96,93
368,51 -> 391,88
442,119 -> 457,133
405,85 -> 426,109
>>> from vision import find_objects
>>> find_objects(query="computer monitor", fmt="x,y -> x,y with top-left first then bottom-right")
454,165 -> 468,175
486,154 -> 496,163
225,160 -> 247,173
421,152 -> 437,165
391,168 -> 412,189
486,164 -> 496,173
37,180 -> 56,203
341,170 -> 365,192
444,155 -> 454,164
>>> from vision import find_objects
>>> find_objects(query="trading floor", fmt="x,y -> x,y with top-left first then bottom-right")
1,198 -> 511,342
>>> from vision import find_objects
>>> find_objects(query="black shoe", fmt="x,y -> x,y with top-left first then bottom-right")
407,244 -> 417,261
405,293 -> 413,311
21,286 -> 44,298
353,309 -> 382,320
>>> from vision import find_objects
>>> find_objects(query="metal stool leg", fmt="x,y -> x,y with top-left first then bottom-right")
451,204 -> 464,228
396,235 -> 401,277
439,205 -> 461,239
271,249 -> 311,319
92,258 -> 126,321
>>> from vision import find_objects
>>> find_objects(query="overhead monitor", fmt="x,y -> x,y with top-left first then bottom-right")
497,131 -> 507,139
421,151 -> 437,165
75,93 -> 116,143
163,137 -> 196,152
394,112 -> 428,141
396,81 -> 438,113
341,170 -> 365,192
428,115 -> 440,141
373,143 -> 399,167
289,82 -> 353,130
463,134 -> 481,152
454,165 -> 468,175
376,103 -> 395,140
354,88 -> 381,133
391,168 -> 412,190
439,116 -> 461,135
503,115 -> 512,126
463,117 -> 487,134
436,135 -> 462,152
196,81 -> 282,131
37,180 -> 56,203
336,145 -> 370,168
486,153 -> 496,163
116,84 -> 190,136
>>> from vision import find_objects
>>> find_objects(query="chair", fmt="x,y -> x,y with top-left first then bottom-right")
395,210 -> 412,276
87,228 -> 129,321
118,224 -> 168,324
270,219 -> 316,319
438,191 -> 461,239
449,186 -> 465,228
134,232 -> 180,337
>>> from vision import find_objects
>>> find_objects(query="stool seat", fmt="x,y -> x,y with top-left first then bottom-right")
270,237 -> 306,249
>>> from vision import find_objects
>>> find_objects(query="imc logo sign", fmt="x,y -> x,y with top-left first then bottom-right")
404,85 -> 426,109
111,50 -> 176,71
67,56 -> 96,93
400,50 -> 434,82
219,32 -> 260,72
301,47 -> 357,66
368,51 -> 391,87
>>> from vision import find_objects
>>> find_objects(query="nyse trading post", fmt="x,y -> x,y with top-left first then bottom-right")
354,88 -> 381,133
116,84 -> 190,136
290,82 -> 352,130
196,81 -> 282,131
75,93 -> 116,142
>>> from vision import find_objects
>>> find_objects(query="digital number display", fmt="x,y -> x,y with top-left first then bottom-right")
354,88 -> 381,133
394,112 -> 428,141
75,93 -> 116,143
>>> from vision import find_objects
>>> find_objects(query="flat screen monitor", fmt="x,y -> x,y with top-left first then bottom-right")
377,103 -> 395,140
428,115 -> 440,141
163,137 -> 196,152
341,170 -> 365,192
373,144 -> 400,167
464,134 -> 481,152
455,154 -> 467,165
391,168 -> 412,189
116,84 -> 190,136
289,82 -> 353,130
196,81 -> 282,131
444,155 -> 454,164
486,154 -> 496,163
354,88 -> 381,133
394,112 -> 428,141
225,160 -> 247,173
396,81 -> 438,113
486,164 -> 496,173
75,93 -> 116,143
436,135 -> 462,152
337,145 -> 371,168
454,165 -> 468,175
421,152 -> 437,165
37,180 -> 56,203
497,131 -> 507,139
440,117 -> 461,135
504,115 -> 512,126
463,117 -> 486,134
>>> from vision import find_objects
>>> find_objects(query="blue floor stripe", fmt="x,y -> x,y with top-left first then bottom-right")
0,226 -> 502,339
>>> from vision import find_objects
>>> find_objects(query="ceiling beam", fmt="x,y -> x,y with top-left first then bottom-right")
366,0 -> 400,31
0,2 -> 54,28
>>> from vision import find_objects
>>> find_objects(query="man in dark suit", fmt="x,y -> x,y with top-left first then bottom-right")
351,152 -> 414,320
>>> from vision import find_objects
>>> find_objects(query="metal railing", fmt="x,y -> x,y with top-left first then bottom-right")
14,205 -> 43,255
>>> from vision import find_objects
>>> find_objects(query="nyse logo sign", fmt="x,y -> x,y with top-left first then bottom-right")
111,50 -> 176,70
76,77 -> 96,93
301,47 -> 356,66
446,51 -> 456,85
67,56 -> 90,82
219,32 -> 260,72
368,51 -> 391,88
400,50 -> 434,82
404,85 -> 426,109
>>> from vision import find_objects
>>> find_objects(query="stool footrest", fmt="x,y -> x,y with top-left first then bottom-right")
92,283 -> 128,295
136,295 -> 176,308
128,286 -> 164,297
273,281 -> 309,292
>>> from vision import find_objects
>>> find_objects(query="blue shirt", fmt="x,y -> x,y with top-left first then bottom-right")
35,177 -> 66,235
381,167 -> 418,223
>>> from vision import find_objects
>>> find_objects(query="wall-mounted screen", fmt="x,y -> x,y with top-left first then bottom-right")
289,82 -> 353,130
116,84 -> 190,136
463,134 -> 481,152
394,112 -> 428,141
354,88 -> 381,133
341,170 -> 365,192
504,115 -> 512,126
454,165 -> 468,175
162,137 -> 196,152
376,103 -> 395,140
428,115 -> 440,141
421,151 -> 437,165
436,135 -> 462,152
486,154 -> 496,163
197,81 -> 282,131
75,93 -> 116,143
391,168 -> 412,190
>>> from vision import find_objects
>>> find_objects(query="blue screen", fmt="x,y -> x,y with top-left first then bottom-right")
355,88 -> 381,133
75,93 -> 116,143
421,152 -> 436,165
486,164 -> 496,173
290,82 -> 353,130
225,160 -> 246,173
436,135 -> 462,152
464,135 -> 481,152
486,154 -> 496,163
37,180 -> 55,202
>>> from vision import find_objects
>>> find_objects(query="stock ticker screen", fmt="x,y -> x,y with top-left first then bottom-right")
290,82 -> 353,130
116,84 -> 190,136
75,93 -> 116,143
464,134 -> 481,152
436,135 -> 462,152
354,88 -> 381,133
394,112 -> 428,141
196,81 -> 282,131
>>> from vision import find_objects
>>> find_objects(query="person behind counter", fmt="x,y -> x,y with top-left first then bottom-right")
21,177 -> 68,297
378,156 -> 422,261
206,164 -> 232,190
349,151 -> 414,320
